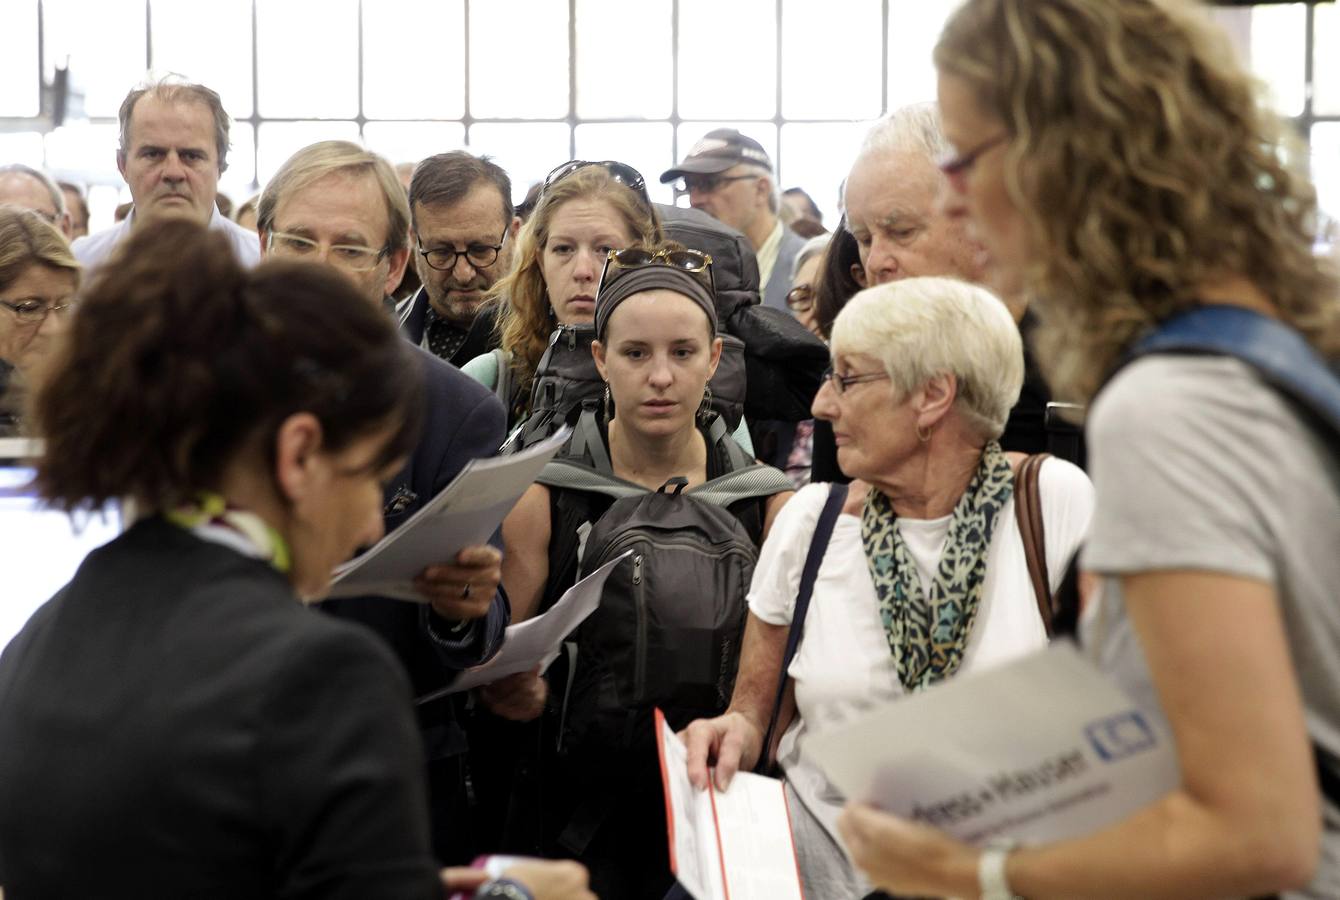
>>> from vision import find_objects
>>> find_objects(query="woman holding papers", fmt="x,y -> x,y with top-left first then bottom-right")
683,276 -> 1094,898
0,218 -> 592,900
829,1 -> 1340,898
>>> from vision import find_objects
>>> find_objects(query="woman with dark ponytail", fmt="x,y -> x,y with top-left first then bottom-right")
0,217 -> 442,897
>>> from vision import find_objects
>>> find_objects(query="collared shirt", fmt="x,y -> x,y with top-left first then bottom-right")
755,219 -> 785,294
420,304 -> 470,364
73,205 -> 262,274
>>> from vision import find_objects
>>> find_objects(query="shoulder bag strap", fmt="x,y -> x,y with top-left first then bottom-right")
1014,453 -> 1054,637
755,482 -> 849,774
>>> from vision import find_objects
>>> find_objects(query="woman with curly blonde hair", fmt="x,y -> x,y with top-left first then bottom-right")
834,1 -> 1340,898
461,162 -> 660,426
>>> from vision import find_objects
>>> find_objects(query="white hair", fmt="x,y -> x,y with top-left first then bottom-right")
830,276 -> 1023,440
791,234 -> 830,281
854,102 -> 952,166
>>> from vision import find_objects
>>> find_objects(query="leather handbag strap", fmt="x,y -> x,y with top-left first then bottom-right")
755,482 -> 848,774
1014,453 -> 1054,637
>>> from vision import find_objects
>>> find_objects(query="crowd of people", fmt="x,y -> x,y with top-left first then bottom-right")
0,1 -> 1337,898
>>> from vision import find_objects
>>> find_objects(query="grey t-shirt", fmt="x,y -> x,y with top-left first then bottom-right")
1081,355 -> 1340,899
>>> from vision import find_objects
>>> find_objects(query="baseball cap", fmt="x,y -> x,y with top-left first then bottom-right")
659,129 -> 773,183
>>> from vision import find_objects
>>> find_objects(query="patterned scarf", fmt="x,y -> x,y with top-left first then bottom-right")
860,441 -> 1013,692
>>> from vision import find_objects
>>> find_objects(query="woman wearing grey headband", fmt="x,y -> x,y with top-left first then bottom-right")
495,245 -> 793,898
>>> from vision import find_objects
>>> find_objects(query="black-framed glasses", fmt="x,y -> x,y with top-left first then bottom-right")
267,231 -> 390,273
597,246 -> 717,302
0,298 -> 72,325
677,173 -> 761,196
417,224 -> 509,272
786,284 -> 815,312
542,160 -> 653,212
937,133 -> 1010,183
821,366 -> 891,395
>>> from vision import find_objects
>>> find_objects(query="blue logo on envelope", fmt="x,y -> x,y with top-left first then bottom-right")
1085,710 -> 1157,762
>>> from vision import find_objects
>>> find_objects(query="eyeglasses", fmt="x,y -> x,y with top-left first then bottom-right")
677,173 -> 761,196
786,284 -> 815,313
821,366 -> 891,396
417,224 -> 508,272
597,246 -> 717,300
0,298 -> 72,325
542,160 -> 653,213
937,133 -> 1010,185
267,231 -> 390,273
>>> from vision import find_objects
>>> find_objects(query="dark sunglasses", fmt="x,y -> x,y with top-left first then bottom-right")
541,160 -> 653,212
596,246 -> 716,301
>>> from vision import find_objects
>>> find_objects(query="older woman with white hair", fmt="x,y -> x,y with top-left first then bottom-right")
682,276 -> 1094,898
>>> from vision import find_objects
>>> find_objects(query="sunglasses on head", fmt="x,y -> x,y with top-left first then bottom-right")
596,246 -> 717,300
541,160 -> 653,212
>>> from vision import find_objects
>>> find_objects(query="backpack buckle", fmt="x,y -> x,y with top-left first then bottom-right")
658,476 -> 689,496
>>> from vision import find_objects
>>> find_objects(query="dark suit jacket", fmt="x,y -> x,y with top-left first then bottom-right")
317,345 -> 508,862
0,519 -> 440,899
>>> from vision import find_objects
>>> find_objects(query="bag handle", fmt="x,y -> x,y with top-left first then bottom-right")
1014,453 -> 1054,637
755,482 -> 849,774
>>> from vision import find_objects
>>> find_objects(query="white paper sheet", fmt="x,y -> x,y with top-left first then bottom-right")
326,428 -> 570,602
656,712 -> 805,900
415,552 -> 629,702
805,642 -> 1180,846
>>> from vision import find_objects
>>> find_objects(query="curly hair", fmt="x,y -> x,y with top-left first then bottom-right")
935,0 -> 1340,401
492,165 -> 660,405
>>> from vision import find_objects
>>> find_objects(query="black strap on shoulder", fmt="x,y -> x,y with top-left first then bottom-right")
755,482 -> 849,774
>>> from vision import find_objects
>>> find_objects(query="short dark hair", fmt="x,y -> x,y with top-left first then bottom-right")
783,187 -> 823,222
408,151 -> 513,231
34,217 -> 422,513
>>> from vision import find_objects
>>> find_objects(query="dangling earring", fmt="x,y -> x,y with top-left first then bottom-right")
603,383 -> 613,421
697,385 -> 714,422
916,423 -> 933,443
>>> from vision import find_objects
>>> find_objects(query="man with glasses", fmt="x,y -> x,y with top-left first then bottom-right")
661,128 -> 805,312
73,77 -> 259,273
400,151 -> 521,367
258,140 -> 513,864
0,165 -> 73,241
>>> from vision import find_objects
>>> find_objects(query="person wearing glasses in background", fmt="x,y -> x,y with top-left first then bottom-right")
660,128 -> 806,313
257,140 -> 514,866
74,77 -> 259,274
497,243 -> 792,897
400,151 -> 522,368
0,165 -> 74,241
682,276 -> 1094,899
0,207 -> 76,437
460,160 -> 660,427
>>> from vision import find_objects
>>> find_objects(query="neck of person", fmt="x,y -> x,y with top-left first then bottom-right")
1194,273 -> 1278,316
213,458 -> 291,545
744,210 -> 778,253
607,416 -> 708,491
868,432 -> 985,520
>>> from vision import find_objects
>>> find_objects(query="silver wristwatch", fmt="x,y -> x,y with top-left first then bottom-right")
978,839 -> 1023,900
473,878 -> 535,900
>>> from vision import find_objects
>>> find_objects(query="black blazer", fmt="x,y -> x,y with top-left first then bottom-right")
399,288 -> 501,368
0,519 -> 441,899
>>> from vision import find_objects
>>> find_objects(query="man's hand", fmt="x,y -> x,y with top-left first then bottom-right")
479,666 -> 548,722
680,711 -> 764,792
416,544 -> 502,622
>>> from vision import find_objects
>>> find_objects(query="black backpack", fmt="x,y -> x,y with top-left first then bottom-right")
535,407 -> 793,755
659,204 -> 829,423
505,322 -> 747,453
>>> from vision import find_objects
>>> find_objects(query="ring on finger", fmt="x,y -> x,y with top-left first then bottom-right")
460,582 -> 471,599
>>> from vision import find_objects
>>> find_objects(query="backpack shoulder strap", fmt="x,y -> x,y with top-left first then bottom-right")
1014,453 -> 1053,637
1129,305 -> 1340,437
684,413 -> 793,507
536,410 -> 648,500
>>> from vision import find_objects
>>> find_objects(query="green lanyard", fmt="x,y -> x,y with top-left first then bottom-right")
165,491 -> 292,574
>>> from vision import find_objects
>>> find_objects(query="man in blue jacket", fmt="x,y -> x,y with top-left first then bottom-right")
256,139 -> 510,863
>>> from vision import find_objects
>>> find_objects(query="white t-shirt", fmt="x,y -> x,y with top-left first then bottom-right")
749,460 -> 1094,843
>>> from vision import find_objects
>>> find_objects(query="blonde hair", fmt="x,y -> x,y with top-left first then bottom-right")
257,141 -> 409,250
935,0 -> 1340,401
830,277 -> 1023,441
493,165 -> 660,400
0,206 -> 80,293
